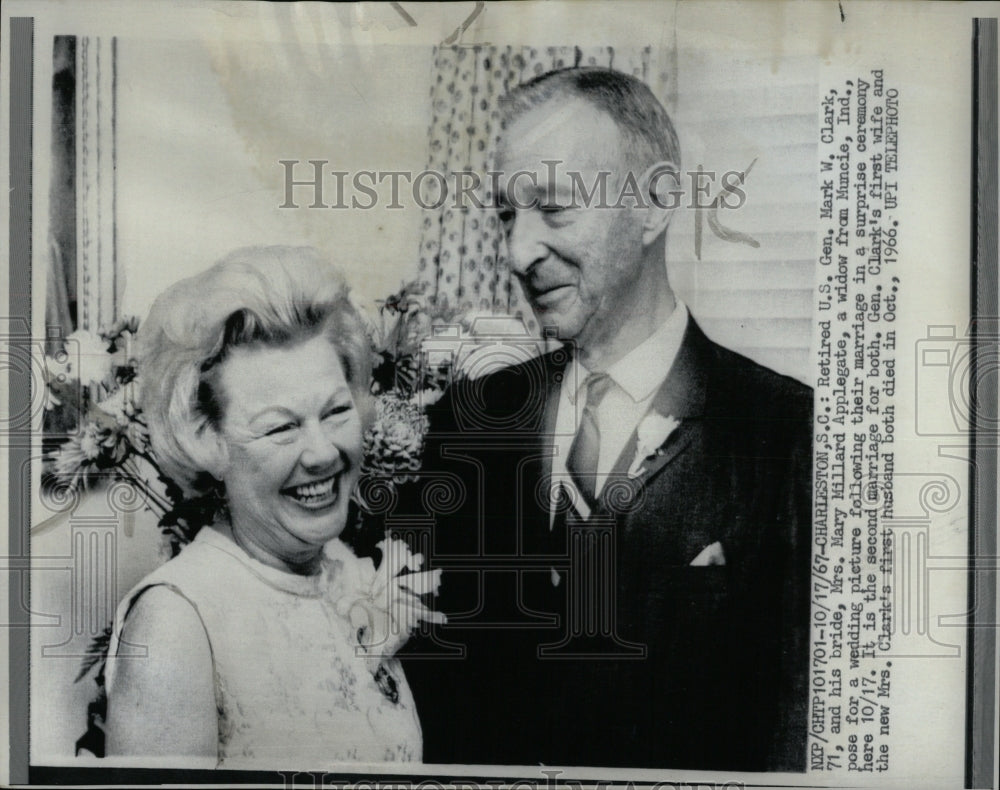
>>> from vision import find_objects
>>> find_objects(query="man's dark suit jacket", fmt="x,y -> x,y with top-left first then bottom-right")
397,317 -> 812,772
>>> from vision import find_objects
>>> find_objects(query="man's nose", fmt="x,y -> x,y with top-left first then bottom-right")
504,210 -> 548,276
299,421 -> 341,471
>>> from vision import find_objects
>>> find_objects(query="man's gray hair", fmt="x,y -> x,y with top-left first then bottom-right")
499,66 -> 681,170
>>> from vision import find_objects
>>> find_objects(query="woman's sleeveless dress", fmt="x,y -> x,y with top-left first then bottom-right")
106,525 -> 423,768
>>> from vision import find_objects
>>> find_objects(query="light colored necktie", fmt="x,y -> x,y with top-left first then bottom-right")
565,372 -> 615,507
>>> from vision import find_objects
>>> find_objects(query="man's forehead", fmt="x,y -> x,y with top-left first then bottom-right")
495,96 -> 623,170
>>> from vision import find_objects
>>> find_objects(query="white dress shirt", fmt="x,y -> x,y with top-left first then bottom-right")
550,302 -> 689,521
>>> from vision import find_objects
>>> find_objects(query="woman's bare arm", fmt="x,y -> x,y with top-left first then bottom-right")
105,586 -> 218,761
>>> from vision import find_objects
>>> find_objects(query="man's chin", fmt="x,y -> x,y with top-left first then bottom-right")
532,315 -> 571,342
528,304 -> 584,342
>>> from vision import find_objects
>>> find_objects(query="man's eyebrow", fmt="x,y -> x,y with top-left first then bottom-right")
506,182 -> 562,199
543,183 -> 575,199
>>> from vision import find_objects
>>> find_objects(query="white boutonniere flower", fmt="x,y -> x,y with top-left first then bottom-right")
627,413 -> 681,478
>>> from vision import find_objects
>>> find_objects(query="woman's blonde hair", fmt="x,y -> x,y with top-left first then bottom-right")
138,246 -> 373,495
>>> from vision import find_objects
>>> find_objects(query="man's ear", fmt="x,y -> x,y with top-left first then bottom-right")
640,160 -> 681,245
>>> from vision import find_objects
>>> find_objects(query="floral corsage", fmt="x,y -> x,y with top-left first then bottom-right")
324,537 -> 446,703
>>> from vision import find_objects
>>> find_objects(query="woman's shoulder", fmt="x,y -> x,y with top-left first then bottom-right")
111,535 -> 221,650
105,570 -> 215,699
128,526 -> 238,592
115,583 -> 207,648
111,527 -> 242,642
106,533 -> 224,693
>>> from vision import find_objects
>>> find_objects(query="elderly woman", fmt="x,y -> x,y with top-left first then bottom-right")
104,246 -> 423,767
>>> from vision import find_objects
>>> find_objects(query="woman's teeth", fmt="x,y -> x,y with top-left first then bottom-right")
285,475 -> 338,506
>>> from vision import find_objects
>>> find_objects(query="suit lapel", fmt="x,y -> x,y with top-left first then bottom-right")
617,422 -> 696,484
522,349 -> 571,556
595,317 -> 712,513
539,350 -> 566,484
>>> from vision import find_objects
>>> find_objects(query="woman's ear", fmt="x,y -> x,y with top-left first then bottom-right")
200,425 -> 230,481
177,421 -> 230,483
640,160 -> 681,245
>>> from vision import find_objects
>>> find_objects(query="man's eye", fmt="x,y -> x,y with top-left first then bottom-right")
539,203 -> 569,214
265,423 -> 296,437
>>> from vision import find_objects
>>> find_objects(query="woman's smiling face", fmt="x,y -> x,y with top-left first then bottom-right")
214,333 -> 363,571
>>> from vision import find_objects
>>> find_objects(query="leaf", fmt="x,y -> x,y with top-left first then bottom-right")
157,471 -> 185,506
393,356 -> 419,396
156,490 -> 223,550
371,352 -> 397,394
75,623 -> 113,684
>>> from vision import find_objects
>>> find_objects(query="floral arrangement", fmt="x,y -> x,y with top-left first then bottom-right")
43,319 -> 143,485
44,280 -> 467,756
357,281 -> 460,488
43,319 -> 222,556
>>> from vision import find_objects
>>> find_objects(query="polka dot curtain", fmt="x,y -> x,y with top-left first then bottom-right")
416,45 -> 676,333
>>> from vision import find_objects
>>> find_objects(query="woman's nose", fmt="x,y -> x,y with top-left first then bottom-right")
299,421 -> 341,471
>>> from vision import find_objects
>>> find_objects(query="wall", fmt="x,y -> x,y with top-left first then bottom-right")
116,37 -> 433,319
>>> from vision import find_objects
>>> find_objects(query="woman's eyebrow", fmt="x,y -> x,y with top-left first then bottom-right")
248,405 -> 296,424
324,386 -> 355,405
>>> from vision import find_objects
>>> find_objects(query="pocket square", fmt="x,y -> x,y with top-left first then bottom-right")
689,541 -> 726,566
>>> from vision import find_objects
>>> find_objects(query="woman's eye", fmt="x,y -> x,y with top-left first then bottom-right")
265,423 -> 296,437
323,403 -> 353,420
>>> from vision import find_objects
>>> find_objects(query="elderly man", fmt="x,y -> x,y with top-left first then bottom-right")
401,67 -> 812,772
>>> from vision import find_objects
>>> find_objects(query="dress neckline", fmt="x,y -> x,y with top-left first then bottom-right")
194,524 -> 337,598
